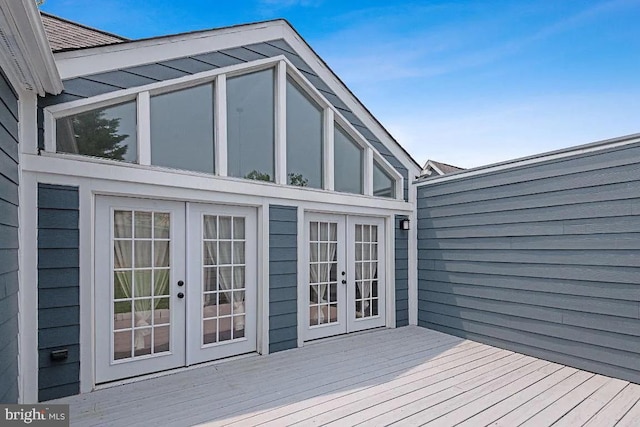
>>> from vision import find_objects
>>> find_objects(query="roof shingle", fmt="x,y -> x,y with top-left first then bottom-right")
41,12 -> 126,52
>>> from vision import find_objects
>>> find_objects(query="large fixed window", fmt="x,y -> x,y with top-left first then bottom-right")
56,101 -> 137,163
50,59 -> 400,199
334,125 -> 363,195
373,160 -> 396,198
286,78 -> 323,188
150,84 -> 215,174
227,69 -> 275,182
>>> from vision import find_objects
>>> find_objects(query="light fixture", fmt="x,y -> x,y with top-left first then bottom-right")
399,218 -> 410,230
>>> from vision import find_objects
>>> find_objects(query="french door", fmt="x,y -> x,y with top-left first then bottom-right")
95,197 -> 256,383
304,213 -> 386,341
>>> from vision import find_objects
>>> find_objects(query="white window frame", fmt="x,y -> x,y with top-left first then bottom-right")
43,55 -> 404,200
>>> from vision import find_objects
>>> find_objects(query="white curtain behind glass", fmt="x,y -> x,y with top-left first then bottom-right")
114,211 -> 171,351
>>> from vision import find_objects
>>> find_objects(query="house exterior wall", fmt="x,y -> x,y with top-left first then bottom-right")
268,205 -> 298,353
0,70 -> 20,403
394,215 -> 409,327
38,40 -> 410,200
37,183 -> 80,401
417,141 -> 640,384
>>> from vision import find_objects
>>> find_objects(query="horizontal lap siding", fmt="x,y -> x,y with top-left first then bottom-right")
269,205 -> 298,353
395,216 -> 409,326
38,184 -> 80,401
0,70 -> 19,403
417,142 -> 640,384
38,40 -> 409,201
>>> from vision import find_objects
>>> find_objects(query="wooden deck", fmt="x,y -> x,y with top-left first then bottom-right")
54,326 -> 640,426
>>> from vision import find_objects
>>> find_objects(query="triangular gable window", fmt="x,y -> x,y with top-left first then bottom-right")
49,56 -> 401,199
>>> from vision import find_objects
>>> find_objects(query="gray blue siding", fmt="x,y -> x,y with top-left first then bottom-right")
38,184 -> 80,401
269,205 -> 298,353
38,40 -> 409,200
417,142 -> 640,384
395,216 -> 409,327
0,70 -> 19,403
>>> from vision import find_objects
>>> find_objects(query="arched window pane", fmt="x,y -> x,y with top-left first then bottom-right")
56,101 -> 137,163
227,69 -> 275,182
334,125 -> 363,194
150,84 -> 214,174
286,78 -> 323,188
373,160 -> 395,198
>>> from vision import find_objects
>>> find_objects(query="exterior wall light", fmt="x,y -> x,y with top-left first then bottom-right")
400,218 -> 410,230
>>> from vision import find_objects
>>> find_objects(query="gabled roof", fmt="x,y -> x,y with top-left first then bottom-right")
45,18 -> 421,179
41,12 -> 126,52
421,159 -> 464,177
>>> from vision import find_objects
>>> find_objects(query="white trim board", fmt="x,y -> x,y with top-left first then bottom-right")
416,133 -> 640,187
0,0 -> 62,95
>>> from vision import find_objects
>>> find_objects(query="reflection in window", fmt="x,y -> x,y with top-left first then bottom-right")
286,78 -> 323,188
334,125 -> 363,194
56,101 -> 137,163
151,84 -> 214,174
373,160 -> 395,198
227,69 -> 275,182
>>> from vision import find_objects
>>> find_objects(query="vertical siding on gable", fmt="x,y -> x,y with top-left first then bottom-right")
38,184 -> 80,401
269,205 -> 298,353
417,142 -> 640,384
38,40 -> 410,201
395,216 -> 409,327
0,70 -> 19,404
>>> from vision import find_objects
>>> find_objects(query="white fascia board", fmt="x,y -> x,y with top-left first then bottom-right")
415,133 -> 640,187
279,26 -> 421,179
0,0 -> 62,95
54,21 -> 287,79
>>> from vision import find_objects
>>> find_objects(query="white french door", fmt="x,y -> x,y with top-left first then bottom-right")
186,203 -> 257,365
95,197 -> 257,383
304,213 -> 386,341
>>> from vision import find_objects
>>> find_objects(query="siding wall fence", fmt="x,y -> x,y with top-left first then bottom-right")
417,140 -> 640,384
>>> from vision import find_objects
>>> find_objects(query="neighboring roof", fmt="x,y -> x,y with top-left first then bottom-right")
40,12 -> 126,52
0,0 -> 62,95
416,132 -> 640,186
421,159 -> 465,176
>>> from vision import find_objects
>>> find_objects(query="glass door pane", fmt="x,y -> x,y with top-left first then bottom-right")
201,215 -> 247,345
348,216 -> 386,333
112,210 -> 173,360
308,221 -> 339,326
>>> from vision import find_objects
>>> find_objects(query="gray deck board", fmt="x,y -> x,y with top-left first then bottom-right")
53,326 -> 640,426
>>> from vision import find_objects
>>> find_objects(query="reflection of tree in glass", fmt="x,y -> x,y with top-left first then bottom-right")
71,110 -> 129,160
244,170 -> 271,181
288,173 -> 308,187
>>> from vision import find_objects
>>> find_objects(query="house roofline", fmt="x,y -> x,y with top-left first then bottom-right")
0,0 -> 62,95
52,18 -> 420,172
415,132 -> 640,187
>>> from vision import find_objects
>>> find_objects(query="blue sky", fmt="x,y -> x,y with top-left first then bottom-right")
41,0 -> 640,168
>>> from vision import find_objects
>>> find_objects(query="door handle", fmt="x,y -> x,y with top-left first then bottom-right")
177,292 -> 185,299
